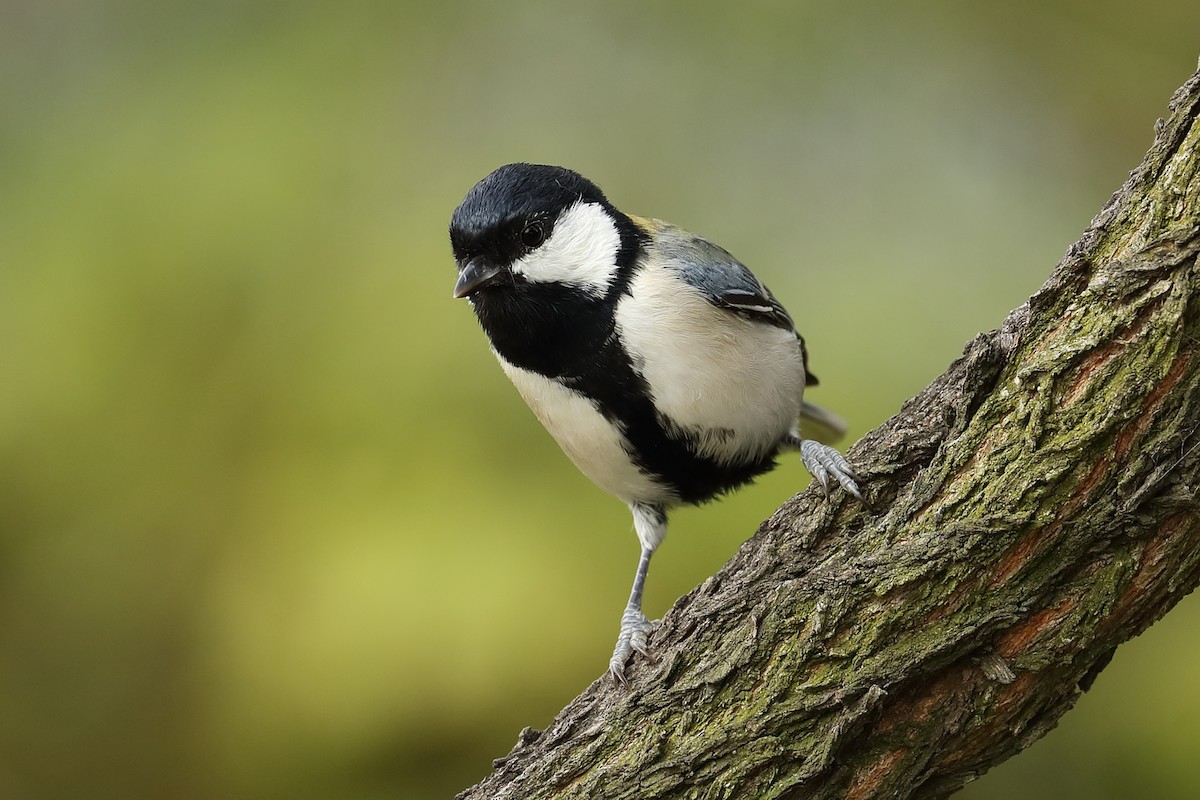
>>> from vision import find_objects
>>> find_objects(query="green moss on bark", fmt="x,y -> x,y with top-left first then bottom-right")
459,66 -> 1200,800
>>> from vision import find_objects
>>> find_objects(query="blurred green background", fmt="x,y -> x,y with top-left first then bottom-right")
2,1 -> 1198,798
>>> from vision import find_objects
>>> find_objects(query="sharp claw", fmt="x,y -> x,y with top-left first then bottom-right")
609,609 -> 655,685
609,643 -> 631,685
610,665 -> 629,686
630,625 -> 657,658
799,439 -> 865,503
839,473 -> 864,501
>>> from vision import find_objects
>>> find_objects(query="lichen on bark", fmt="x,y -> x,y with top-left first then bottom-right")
458,64 -> 1200,800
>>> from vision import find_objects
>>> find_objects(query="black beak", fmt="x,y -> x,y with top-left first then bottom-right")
452,259 -> 506,299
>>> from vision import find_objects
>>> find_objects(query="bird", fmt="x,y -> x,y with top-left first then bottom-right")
449,163 -> 862,684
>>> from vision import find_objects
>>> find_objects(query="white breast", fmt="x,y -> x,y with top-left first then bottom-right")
614,266 -> 806,463
495,354 -> 671,505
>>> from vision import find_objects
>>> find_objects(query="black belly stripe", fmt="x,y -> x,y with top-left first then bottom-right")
474,282 -> 779,505
599,384 -> 779,505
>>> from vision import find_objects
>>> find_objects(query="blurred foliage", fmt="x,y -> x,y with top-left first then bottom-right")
1,1 -> 1199,797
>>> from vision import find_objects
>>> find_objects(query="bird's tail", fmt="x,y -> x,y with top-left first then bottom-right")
799,400 -> 849,445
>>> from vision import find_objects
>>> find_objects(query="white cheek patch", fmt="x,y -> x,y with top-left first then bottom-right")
511,201 -> 621,295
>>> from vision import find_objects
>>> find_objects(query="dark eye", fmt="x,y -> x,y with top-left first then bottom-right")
520,221 -> 546,249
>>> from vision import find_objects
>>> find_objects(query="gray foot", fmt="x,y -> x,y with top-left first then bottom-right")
799,439 -> 863,500
609,606 -> 656,685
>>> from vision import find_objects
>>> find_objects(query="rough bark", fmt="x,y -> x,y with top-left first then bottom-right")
458,64 -> 1200,800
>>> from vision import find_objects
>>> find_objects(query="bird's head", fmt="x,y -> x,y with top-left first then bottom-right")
449,163 -> 641,301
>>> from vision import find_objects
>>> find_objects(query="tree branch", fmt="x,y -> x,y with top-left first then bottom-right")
458,63 -> 1200,800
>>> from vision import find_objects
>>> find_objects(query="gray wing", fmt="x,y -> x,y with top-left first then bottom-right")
655,224 -> 795,332
655,223 -> 819,385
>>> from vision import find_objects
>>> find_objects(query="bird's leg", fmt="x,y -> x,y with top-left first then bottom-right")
609,546 -> 655,684
609,503 -> 666,685
785,431 -> 863,501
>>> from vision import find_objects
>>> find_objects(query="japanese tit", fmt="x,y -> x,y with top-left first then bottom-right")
450,163 -> 862,684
